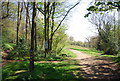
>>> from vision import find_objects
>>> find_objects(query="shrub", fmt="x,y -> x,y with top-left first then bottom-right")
6,38 -> 30,60
2,43 -> 14,50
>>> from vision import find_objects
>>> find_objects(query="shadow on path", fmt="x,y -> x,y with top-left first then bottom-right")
69,49 -> 120,80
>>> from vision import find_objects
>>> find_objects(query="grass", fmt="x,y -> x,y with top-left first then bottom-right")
61,49 -> 77,58
4,47 -> 76,61
2,48 -> 82,81
2,61 -> 83,81
65,45 -> 88,50
70,48 -> 117,58
34,49 -> 77,61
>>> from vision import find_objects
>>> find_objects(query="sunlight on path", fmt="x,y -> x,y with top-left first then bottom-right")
69,49 -> 120,79
69,49 -> 92,60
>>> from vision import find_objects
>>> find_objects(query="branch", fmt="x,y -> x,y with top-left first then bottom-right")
36,4 -> 44,15
52,1 -> 80,36
1,15 -> 9,19
1,2 -> 10,19
51,2 -> 56,38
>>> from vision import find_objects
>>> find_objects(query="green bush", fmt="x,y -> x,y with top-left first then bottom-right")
6,38 -> 30,60
113,57 -> 120,64
2,43 -> 14,50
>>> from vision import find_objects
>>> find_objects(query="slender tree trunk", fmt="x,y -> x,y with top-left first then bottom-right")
30,2 -> 36,72
16,2 -> 23,45
49,2 -> 55,51
49,37 -> 53,51
113,12 -> 116,40
118,9 -> 120,50
16,2 -> 20,45
35,22 -> 37,51
44,0 -> 47,58
96,36 -> 101,50
47,2 -> 50,52
25,2 -> 29,40
25,14 -> 28,40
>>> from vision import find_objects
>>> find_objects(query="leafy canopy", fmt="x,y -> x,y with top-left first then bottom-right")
84,1 -> 120,17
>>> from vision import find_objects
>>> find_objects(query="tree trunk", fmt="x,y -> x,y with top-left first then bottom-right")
49,2 -> 55,51
49,37 -> 53,51
16,2 -> 23,45
44,0 -> 47,58
30,2 -> 36,72
25,2 -> 29,40
96,36 -> 101,51
16,2 -> 20,45
46,2 -> 50,53
117,10 -> 120,51
35,22 -> 37,51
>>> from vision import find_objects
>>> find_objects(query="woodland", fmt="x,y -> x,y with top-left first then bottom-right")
1,0 -> 120,81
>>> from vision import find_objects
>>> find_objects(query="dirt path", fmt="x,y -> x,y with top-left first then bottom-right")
69,49 -> 120,79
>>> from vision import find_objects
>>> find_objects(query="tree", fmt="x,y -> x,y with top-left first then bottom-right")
85,1 -> 120,54
16,2 -> 23,45
30,2 -> 36,72
1,2 -> 17,43
88,13 -> 119,55
85,1 -> 120,17
37,1 -> 80,57
24,2 -> 29,40
1,2 -> 10,20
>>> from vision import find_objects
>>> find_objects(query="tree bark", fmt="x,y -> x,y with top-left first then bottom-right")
30,2 -> 36,72
47,2 -> 50,52
16,2 -> 20,45
49,2 -> 55,51
35,22 -> 37,51
44,0 -> 47,58
25,2 -> 29,40
16,2 -> 23,45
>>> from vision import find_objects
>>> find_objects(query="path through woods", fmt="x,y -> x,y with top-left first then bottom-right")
69,49 -> 120,79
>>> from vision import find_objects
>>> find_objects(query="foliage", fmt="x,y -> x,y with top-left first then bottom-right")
34,48 -> 76,61
2,19 -> 17,43
99,19 -> 119,55
2,2 -> 17,43
85,1 -> 120,17
7,38 -> 30,60
85,5 -> 120,55
52,27 -> 68,54
61,49 -> 77,58
113,56 -> 120,64
2,61 -> 82,81
2,43 -> 15,50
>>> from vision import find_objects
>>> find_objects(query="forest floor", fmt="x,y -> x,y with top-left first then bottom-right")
2,48 -> 120,80
68,49 -> 120,79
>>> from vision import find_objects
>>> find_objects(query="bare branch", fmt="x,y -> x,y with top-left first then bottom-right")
36,4 -> 44,15
52,1 -> 80,36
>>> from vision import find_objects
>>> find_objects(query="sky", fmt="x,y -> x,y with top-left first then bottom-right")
66,0 -> 97,42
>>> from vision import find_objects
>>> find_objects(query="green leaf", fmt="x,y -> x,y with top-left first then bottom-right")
87,6 -> 97,11
96,2 -> 102,6
107,2 -> 113,5
84,12 -> 91,18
